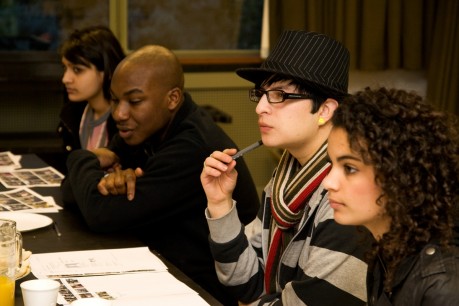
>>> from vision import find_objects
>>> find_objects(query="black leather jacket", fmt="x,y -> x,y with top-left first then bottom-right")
367,238 -> 459,305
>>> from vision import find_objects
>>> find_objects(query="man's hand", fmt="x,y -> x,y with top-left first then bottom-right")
98,166 -> 144,201
91,148 -> 120,170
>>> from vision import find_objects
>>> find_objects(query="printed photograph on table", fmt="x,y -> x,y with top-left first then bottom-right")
57,278 -> 115,305
56,273 -> 208,306
0,167 -> 64,188
0,151 -> 21,170
0,187 -> 59,211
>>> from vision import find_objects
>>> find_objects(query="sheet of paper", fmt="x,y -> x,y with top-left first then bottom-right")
0,166 -> 64,188
55,272 -> 209,305
112,293 -> 209,306
0,187 -> 62,212
31,247 -> 209,305
30,247 -> 168,279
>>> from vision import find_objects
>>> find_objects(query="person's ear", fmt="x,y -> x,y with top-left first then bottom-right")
317,98 -> 338,126
167,87 -> 182,111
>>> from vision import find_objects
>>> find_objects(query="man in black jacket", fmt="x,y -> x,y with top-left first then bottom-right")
61,45 -> 260,306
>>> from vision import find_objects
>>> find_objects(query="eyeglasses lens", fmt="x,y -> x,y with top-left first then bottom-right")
250,89 -> 286,103
250,89 -> 262,102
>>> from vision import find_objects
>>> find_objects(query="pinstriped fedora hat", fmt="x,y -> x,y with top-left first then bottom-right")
236,30 -> 350,99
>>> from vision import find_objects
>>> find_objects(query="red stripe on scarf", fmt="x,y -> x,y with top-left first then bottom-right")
289,168 -> 330,211
265,165 -> 331,292
264,229 -> 282,292
271,167 -> 331,228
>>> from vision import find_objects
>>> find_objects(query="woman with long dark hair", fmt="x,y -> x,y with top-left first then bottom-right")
57,25 -> 125,172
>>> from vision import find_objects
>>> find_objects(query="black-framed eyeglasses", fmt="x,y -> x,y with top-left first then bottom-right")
249,88 -> 315,104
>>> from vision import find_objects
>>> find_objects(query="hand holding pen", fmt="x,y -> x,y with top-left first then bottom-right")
201,140 -> 263,218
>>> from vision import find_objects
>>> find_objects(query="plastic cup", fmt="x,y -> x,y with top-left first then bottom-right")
20,279 -> 60,306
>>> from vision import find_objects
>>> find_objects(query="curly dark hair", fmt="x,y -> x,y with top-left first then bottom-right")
332,87 -> 459,292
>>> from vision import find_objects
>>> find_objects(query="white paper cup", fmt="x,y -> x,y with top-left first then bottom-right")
20,279 -> 60,306
71,298 -> 112,306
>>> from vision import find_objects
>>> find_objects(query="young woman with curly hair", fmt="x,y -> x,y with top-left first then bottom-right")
323,87 -> 459,305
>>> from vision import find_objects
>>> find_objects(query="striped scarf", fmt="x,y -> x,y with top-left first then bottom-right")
265,141 -> 331,293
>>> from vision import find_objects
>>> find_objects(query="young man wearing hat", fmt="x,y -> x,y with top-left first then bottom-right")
201,30 -> 371,305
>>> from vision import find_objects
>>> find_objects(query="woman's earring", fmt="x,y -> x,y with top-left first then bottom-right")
318,117 -> 325,126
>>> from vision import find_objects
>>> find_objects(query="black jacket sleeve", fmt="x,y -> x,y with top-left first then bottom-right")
61,134 -> 208,233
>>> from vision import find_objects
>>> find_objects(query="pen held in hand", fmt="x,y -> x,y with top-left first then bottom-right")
232,140 -> 263,160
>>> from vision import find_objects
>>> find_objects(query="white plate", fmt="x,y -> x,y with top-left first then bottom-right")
0,212 -> 53,232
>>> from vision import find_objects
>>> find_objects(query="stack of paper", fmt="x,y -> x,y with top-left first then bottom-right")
0,166 -> 64,188
0,151 -> 63,213
29,247 -> 210,306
